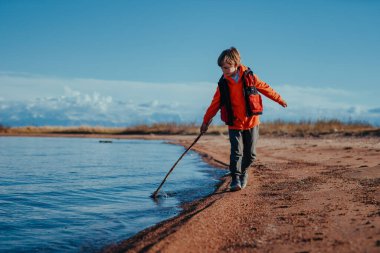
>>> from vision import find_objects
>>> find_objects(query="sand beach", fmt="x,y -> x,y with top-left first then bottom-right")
97,134 -> 380,253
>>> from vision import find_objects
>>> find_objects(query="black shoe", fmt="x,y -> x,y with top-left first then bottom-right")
240,171 -> 249,189
230,175 -> 242,191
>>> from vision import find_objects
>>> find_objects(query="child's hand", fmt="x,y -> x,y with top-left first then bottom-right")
279,99 -> 287,108
200,122 -> 209,133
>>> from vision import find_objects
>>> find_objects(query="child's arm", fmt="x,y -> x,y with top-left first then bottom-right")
254,74 -> 287,107
200,87 -> 221,133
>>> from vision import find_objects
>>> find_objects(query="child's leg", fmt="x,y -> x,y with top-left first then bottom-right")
228,129 -> 244,176
241,125 -> 259,173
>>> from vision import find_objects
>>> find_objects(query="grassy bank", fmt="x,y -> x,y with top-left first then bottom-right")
1,120 -> 379,137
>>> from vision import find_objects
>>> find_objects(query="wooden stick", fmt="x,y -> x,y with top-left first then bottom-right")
151,132 -> 204,198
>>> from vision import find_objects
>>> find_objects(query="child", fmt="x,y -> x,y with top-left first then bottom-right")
200,47 -> 287,191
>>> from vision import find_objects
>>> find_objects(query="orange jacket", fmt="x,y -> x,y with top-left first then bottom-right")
203,65 -> 284,130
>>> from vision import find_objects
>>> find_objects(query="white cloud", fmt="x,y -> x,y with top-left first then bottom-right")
274,84 -> 353,108
0,71 -> 215,106
254,84 -> 380,125
0,87 -> 187,126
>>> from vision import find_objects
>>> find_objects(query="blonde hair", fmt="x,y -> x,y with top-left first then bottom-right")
217,47 -> 241,67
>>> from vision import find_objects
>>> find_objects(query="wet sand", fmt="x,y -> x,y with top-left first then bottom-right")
97,134 -> 379,253
2,133 -> 379,252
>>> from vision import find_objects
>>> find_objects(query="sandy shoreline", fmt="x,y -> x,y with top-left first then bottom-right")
103,134 -> 379,253
2,133 -> 379,252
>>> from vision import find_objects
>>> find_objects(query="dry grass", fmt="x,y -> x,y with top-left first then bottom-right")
259,120 -> 377,137
0,120 -> 378,137
0,125 -> 124,135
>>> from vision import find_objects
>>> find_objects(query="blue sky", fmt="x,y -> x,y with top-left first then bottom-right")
1,0 -> 379,126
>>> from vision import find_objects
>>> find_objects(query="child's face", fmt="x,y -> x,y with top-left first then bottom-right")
221,62 -> 238,77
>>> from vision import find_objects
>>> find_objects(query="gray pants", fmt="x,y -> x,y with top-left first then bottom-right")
228,125 -> 259,176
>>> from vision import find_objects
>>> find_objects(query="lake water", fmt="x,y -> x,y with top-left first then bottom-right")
0,137 -> 224,253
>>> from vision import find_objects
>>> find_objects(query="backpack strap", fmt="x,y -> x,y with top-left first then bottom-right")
218,75 -> 234,126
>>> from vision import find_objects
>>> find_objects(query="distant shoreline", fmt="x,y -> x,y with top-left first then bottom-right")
1,120 -> 379,138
